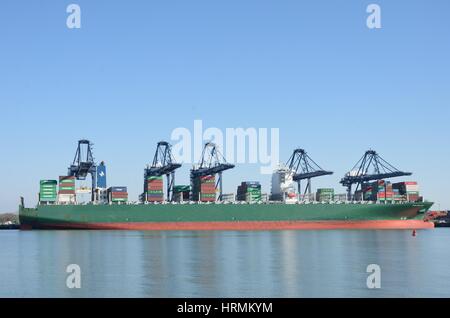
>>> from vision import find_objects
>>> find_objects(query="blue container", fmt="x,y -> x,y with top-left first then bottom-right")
109,187 -> 127,193
241,181 -> 261,189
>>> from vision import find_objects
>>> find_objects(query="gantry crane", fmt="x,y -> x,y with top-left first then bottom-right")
286,149 -> 333,197
340,150 -> 412,200
145,141 -> 181,201
68,140 -> 97,201
190,142 -> 235,201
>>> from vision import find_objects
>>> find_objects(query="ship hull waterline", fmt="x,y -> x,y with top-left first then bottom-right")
19,201 -> 435,231
20,220 -> 433,231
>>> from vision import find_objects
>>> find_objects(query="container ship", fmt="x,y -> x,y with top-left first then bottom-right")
19,140 -> 435,231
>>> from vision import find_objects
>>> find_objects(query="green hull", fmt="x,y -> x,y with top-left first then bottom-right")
19,201 -> 434,230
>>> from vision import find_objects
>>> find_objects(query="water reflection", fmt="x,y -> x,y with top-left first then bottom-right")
1,230 -> 450,297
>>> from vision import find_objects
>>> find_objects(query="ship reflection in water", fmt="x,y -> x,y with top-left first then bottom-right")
1,230 -> 450,297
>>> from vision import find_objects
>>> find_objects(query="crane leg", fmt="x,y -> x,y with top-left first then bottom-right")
219,172 -> 223,201
308,178 -> 312,200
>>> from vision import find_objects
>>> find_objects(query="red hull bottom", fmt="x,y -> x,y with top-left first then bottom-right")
22,220 -> 435,231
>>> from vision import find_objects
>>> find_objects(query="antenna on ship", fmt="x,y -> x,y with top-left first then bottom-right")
190,142 -> 235,202
340,150 -> 412,201
286,149 -> 333,198
144,141 -> 182,202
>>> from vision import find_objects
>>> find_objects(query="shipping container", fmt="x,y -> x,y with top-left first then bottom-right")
107,187 -> 128,203
316,188 -> 335,201
237,181 -> 262,203
40,180 -> 57,202
109,186 -> 127,193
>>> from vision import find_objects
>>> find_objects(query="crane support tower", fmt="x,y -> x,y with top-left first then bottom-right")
340,150 -> 412,200
286,149 -> 333,197
145,141 -> 182,202
190,142 -> 235,201
68,140 -> 97,202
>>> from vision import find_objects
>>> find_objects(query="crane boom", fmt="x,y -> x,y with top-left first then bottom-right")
144,141 -> 181,202
340,150 -> 412,200
190,142 -> 235,201
67,140 -> 97,201
286,149 -> 333,197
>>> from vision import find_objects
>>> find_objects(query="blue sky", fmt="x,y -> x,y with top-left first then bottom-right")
0,0 -> 449,211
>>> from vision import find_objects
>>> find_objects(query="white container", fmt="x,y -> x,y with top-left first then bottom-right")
58,194 -> 76,204
221,193 -> 236,202
405,185 -> 419,192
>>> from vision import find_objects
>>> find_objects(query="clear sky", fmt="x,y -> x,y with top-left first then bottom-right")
1,0 -> 449,212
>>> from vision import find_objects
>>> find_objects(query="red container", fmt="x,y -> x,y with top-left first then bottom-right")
377,192 -> 394,198
58,190 -> 76,195
59,176 -> 76,181
111,192 -> 128,198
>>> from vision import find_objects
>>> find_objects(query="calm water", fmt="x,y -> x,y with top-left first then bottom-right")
1,229 -> 450,298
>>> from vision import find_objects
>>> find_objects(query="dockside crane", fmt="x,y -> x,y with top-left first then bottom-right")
68,140 -> 97,201
286,149 -> 333,197
340,150 -> 412,200
145,141 -> 181,201
190,142 -> 235,201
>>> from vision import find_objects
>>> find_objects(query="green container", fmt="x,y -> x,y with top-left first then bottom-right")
59,186 -> 75,191
40,180 -> 57,185
40,187 -> 57,191
148,190 -> 164,194
60,179 -> 75,184
41,192 -> 57,196
317,188 -> 334,193
39,193 -> 57,201
148,176 -> 163,181
174,185 -> 190,193
201,193 -> 216,198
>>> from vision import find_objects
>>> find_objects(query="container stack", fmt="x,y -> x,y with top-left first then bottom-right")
392,187 -> 404,202
192,175 -> 216,202
221,193 -> 236,202
237,182 -> 262,203
261,193 -> 269,203
334,194 -> 348,202
94,188 -> 108,204
146,176 -> 164,202
39,180 -> 57,203
58,176 -> 76,204
316,188 -> 335,202
362,180 -> 393,202
173,185 -> 190,202
108,187 -> 128,203
393,182 -> 420,202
